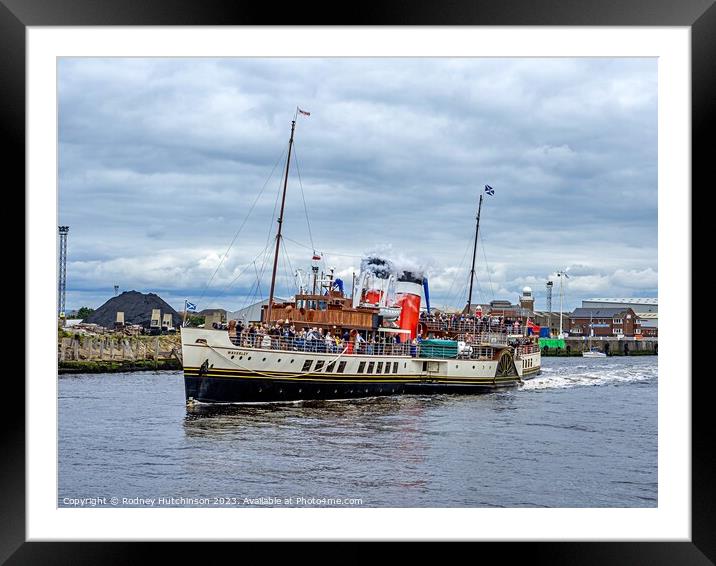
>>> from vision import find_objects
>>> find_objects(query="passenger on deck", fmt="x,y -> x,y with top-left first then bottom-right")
228,319 -> 238,345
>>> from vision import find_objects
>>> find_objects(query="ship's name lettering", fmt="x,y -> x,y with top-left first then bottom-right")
228,350 -> 248,356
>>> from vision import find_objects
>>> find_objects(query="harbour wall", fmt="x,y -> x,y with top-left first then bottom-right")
542,337 -> 657,356
58,334 -> 182,373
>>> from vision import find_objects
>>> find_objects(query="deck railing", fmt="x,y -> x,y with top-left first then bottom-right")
421,319 -> 526,335
226,331 -> 536,360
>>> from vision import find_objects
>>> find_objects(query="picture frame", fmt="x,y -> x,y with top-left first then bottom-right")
6,0 -> 707,560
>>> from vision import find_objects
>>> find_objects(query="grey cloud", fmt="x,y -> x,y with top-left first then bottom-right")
59,57 -> 657,313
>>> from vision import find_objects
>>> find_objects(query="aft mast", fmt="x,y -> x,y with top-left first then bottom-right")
266,118 -> 297,323
465,193 -> 483,314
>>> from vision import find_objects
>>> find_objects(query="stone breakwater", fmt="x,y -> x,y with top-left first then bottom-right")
58,333 -> 182,373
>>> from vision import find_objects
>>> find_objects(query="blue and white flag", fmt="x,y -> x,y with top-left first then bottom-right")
186,301 -> 197,311
484,184 -> 495,196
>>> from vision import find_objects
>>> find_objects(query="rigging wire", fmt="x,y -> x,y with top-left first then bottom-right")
246,164 -> 286,308
280,236 -> 296,297
480,234 -> 495,300
279,240 -> 291,300
196,147 -> 287,303
240,261 -> 262,312
291,143 -> 315,252
253,259 -> 263,301
203,244 -> 271,310
282,236 -> 362,258
203,158 -> 283,309
443,236 -> 472,310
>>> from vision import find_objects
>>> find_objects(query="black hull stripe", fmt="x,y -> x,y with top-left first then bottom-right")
183,365 -> 504,378
184,370 -> 521,385
184,375 -> 519,404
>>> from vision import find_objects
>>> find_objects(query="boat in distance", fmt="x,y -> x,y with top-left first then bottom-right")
180,114 -> 541,404
582,349 -> 607,358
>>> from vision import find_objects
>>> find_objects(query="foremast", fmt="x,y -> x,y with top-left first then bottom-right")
465,193 -> 483,314
266,119 -> 297,322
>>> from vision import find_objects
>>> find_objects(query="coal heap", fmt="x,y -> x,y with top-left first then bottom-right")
85,291 -> 180,329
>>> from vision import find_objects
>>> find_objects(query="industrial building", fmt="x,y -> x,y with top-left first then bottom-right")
581,298 -> 657,313
569,307 -> 641,337
581,298 -> 657,337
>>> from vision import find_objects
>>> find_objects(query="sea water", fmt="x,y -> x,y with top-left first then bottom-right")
58,356 -> 657,507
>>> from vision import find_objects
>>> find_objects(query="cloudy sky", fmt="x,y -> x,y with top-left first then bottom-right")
58,57 -> 657,313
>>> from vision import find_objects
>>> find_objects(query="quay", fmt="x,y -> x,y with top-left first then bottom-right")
540,336 -> 657,356
58,333 -> 182,373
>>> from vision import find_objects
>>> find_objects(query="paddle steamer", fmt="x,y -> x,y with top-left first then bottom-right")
181,115 -> 541,404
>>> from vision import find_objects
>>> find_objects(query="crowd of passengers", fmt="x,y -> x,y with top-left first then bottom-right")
419,311 -> 526,334
223,320 -> 410,355
215,319 -> 535,356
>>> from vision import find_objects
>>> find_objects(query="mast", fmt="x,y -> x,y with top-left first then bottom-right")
557,270 -> 568,337
465,193 -> 483,313
266,119 -> 296,323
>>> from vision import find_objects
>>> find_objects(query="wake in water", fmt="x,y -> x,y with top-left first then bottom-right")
521,357 -> 657,391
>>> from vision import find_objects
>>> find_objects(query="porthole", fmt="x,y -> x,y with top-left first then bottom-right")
472,365 -> 475,369
278,359 -> 282,362
298,389 -> 302,393
290,359 -> 294,363
248,356 -> 252,360
334,389 -> 338,394
279,389 -> 283,394
239,356 -> 243,360
258,388 -> 262,393
231,355 -> 235,359
262,357 -> 266,362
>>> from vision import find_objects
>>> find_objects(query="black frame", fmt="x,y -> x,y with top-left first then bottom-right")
6,0 -> 707,561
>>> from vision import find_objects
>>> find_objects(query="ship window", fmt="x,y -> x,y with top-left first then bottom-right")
315,360 -> 325,371
337,361 -> 347,373
367,362 -> 375,373
392,362 -> 399,373
357,361 -> 366,373
376,362 -> 383,374
301,360 -> 313,372
326,361 -> 336,372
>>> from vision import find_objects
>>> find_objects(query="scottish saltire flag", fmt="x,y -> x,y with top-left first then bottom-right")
186,301 -> 197,311
485,185 -> 495,195
298,108 -> 311,116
